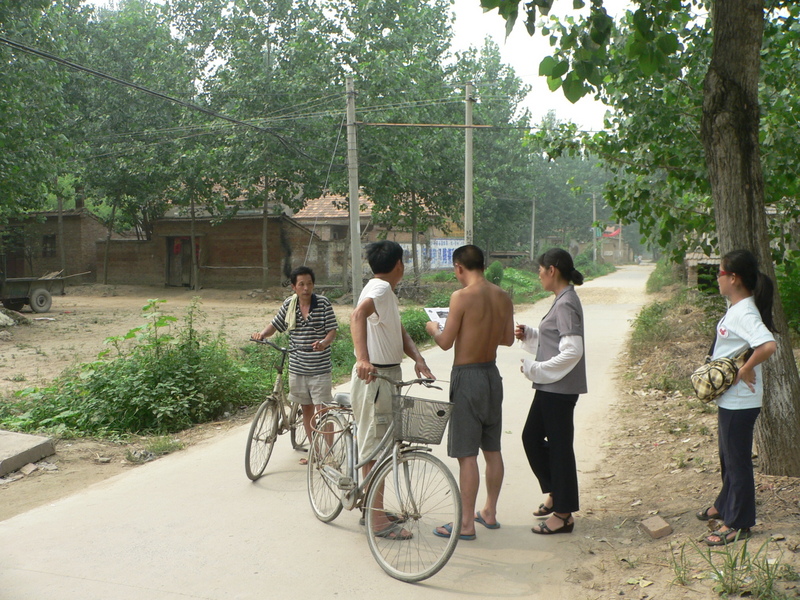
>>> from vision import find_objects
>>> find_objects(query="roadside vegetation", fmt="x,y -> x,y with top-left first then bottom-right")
606,259 -> 800,599
0,252 -> 616,440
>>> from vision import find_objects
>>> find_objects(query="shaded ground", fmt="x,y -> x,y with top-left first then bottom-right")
1,282 -> 799,599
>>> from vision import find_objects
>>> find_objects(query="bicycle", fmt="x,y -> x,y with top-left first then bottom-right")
244,338 -> 309,481
307,373 -> 461,583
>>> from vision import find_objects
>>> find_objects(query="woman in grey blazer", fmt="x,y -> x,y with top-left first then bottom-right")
515,248 -> 587,535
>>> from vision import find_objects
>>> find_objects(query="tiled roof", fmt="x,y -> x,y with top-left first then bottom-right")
295,195 -> 373,220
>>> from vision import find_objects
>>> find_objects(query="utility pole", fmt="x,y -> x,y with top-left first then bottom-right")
464,82 -> 474,245
346,77 -> 362,304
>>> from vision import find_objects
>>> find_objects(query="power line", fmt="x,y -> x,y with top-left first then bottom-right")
0,35 -> 288,143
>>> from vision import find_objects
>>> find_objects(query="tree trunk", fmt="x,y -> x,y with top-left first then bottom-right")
102,199 -> 117,286
262,194 -> 269,289
701,0 -> 800,476
190,197 -> 199,291
56,183 -> 66,275
410,192 -> 419,284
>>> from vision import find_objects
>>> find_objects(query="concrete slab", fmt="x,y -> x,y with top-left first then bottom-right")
0,430 -> 55,477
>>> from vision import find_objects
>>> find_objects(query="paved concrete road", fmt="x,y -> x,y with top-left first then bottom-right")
0,265 -> 653,600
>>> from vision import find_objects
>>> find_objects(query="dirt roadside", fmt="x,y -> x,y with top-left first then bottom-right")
0,283 -> 350,520
1,283 -> 799,598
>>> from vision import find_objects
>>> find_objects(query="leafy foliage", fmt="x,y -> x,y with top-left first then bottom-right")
485,260 -> 504,285
0,299 -> 269,436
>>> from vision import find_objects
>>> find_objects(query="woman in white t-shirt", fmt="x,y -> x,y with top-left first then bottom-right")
697,249 -> 777,546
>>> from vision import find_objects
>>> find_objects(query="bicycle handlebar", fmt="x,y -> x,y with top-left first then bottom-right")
250,338 -> 313,353
369,372 -> 442,391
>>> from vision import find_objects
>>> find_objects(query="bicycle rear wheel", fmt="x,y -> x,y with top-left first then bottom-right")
307,411 -> 347,522
244,399 -> 279,481
365,451 -> 461,582
289,402 -> 308,450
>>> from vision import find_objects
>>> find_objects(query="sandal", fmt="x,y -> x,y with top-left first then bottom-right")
533,495 -> 554,517
696,506 -> 720,521
532,513 -> 574,535
373,522 -> 413,541
705,527 -> 751,546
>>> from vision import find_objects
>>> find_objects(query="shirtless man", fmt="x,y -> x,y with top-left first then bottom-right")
426,245 -> 514,541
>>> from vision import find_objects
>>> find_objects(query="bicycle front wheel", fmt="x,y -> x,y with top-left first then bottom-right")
365,451 -> 461,583
244,399 -> 279,481
307,411 -> 347,522
289,402 -> 308,450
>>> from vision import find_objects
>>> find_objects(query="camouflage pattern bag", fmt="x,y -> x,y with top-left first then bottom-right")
690,350 -> 752,403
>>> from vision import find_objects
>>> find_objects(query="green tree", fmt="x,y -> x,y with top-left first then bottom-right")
65,0 -> 198,240
330,0 -> 464,281
167,0 -> 342,284
480,0 -> 800,475
454,41 -> 535,254
0,0 -> 89,227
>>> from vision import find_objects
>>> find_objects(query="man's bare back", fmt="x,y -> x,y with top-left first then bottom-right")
450,278 -> 514,365
427,269 -> 514,366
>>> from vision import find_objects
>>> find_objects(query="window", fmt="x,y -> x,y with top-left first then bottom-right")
42,234 -> 56,258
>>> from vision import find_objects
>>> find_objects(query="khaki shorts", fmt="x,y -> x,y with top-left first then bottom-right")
288,372 -> 333,406
350,364 -> 402,462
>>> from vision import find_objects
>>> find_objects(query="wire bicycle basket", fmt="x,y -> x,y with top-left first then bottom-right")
392,396 -> 452,444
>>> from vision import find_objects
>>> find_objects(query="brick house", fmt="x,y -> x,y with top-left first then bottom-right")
97,209 -> 341,288
0,208 -> 105,281
294,195 -> 465,272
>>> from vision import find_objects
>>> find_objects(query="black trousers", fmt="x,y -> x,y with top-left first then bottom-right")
715,406 -> 761,529
521,390 -> 579,513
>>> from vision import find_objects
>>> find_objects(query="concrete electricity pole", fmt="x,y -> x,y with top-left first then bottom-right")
464,82 -> 474,245
346,77 -> 363,304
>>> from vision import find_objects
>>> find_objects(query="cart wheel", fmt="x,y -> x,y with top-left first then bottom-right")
29,289 -> 52,313
1,300 -> 25,312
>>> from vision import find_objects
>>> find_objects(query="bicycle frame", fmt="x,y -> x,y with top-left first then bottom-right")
319,382 -> 436,514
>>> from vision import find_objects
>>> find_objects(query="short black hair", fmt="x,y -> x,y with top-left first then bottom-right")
366,240 -> 404,275
452,245 -> 485,271
290,265 -> 315,285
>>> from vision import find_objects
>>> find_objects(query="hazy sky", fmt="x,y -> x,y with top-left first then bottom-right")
450,0 -> 629,131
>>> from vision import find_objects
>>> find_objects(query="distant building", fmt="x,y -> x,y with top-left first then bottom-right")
1,209 -> 105,282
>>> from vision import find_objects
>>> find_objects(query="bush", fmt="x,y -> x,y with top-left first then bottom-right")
1,299 -> 269,437
401,308 -> 430,346
425,289 -> 453,308
330,322 -> 355,381
501,267 -> 548,303
486,261 -> 504,286
574,247 -> 616,280
647,257 -> 682,293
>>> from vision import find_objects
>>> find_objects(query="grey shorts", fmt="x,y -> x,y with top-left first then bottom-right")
288,372 -> 333,406
448,362 -> 503,458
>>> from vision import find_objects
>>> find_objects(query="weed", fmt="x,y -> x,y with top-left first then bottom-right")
689,537 -> 798,598
668,542 -> 691,586
144,436 -> 185,456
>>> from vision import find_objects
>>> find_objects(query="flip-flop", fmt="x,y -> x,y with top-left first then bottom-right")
474,511 -> 501,529
433,522 -> 475,541
373,522 -> 413,541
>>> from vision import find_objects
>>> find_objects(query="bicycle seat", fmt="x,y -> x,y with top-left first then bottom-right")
332,392 -> 351,408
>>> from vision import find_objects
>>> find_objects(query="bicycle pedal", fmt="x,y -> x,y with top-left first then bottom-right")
337,476 -> 356,491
